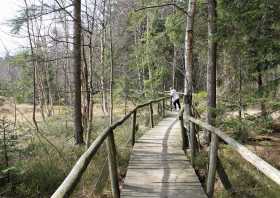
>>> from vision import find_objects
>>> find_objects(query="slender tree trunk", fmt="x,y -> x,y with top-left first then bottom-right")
73,0 -> 84,144
172,1 -> 177,89
184,0 -> 196,164
24,0 -> 39,132
109,1 -> 114,125
86,0 -> 97,148
101,0 -> 108,115
172,46 -> 177,89
257,68 -> 266,116
206,0 -> 218,197
106,0 -> 120,197
205,0 -> 217,143
239,55 -> 242,133
146,15 -> 153,93
82,36 -> 91,148
62,12 -> 71,105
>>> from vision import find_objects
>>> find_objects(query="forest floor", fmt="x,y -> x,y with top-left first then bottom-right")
226,107 -> 280,169
214,108 -> 280,197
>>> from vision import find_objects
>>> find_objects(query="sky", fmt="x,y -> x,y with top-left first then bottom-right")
0,0 -> 26,57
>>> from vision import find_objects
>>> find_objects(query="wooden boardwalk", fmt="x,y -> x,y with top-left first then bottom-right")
121,113 -> 207,198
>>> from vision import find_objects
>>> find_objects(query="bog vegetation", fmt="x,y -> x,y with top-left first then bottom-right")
0,0 -> 280,197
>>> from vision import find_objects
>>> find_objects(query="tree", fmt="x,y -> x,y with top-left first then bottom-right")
73,0 -> 84,145
206,0 -> 218,197
184,0 -> 196,164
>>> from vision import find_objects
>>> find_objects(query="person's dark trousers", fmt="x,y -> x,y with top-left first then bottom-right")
173,99 -> 181,110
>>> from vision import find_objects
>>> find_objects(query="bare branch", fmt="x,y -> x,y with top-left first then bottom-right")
135,3 -> 189,16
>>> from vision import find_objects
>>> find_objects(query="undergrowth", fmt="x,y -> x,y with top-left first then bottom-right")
215,146 -> 280,198
1,103 -> 162,197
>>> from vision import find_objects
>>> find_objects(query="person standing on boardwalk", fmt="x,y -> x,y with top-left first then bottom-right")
170,88 -> 181,111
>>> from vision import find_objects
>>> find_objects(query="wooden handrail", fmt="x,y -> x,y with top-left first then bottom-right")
178,107 -> 280,186
187,115 -> 280,186
51,96 -> 169,198
51,127 -> 112,197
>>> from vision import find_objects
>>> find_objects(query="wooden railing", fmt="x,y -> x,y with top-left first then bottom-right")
178,108 -> 280,197
51,96 -> 169,198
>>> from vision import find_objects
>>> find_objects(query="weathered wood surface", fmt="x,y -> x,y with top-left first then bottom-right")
186,115 -> 280,186
121,114 -> 207,198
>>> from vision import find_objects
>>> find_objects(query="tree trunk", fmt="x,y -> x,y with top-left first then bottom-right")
73,0 -> 84,144
109,0 -> 114,125
206,0 -> 218,197
257,68 -> 266,116
172,1 -> 177,89
107,0 -> 120,196
206,0 -> 217,143
146,15 -> 153,93
184,0 -> 196,165
101,0 -> 108,115
239,55 -> 242,134
24,0 -> 39,132
172,46 -> 177,89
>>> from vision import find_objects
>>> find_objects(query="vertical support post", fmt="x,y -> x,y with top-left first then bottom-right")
132,110 -> 137,146
106,129 -> 120,198
157,102 -> 161,117
179,114 -> 188,150
162,99 -> 165,117
185,97 -> 196,165
206,133 -> 219,198
189,121 -> 195,166
170,97 -> 173,111
217,157 -> 234,194
149,102 -> 154,128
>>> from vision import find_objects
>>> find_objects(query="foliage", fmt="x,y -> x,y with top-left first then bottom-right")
165,12 -> 185,47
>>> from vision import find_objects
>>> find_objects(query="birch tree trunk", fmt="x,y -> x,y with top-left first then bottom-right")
106,0 -> 120,197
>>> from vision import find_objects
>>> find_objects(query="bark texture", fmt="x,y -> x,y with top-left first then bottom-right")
73,0 -> 84,144
184,0 -> 196,164
206,0 -> 218,197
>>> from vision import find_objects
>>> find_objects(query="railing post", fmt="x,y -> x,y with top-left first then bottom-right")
157,102 -> 161,117
162,99 -> 165,117
184,93 -> 195,166
149,102 -> 154,128
189,122 -> 195,166
131,110 -> 137,146
179,113 -> 188,150
206,133 -> 219,198
106,129 -> 120,198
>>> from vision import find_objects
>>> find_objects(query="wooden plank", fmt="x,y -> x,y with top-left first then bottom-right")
121,115 -> 207,198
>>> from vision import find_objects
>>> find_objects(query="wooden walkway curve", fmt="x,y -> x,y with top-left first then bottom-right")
121,113 -> 207,198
